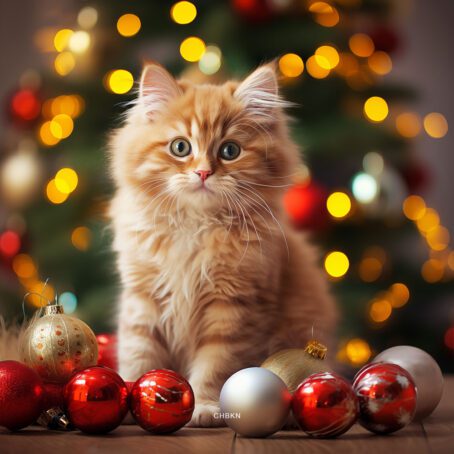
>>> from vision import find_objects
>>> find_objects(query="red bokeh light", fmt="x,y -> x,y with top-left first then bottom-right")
0,230 -> 21,257
11,89 -> 41,121
444,326 -> 454,350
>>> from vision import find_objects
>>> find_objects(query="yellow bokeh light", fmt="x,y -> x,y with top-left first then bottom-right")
315,45 -> 340,69
117,14 -> 141,37
403,195 -> 426,221
421,259 -> 444,283
39,121 -> 60,146
326,191 -> 351,218
107,69 -> 134,94
416,208 -> 440,234
27,281 -> 55,307
359,257 -> 383,282
279,53 -> 304,78
368,51 -> 392,75
68,30 -> 90,54
50,114 -> 74,139
54,29 -> 73,52
389,283 -> 410,308
345,338 -> 371,366
171,1 -> 197,25
426,226 -> 450,251
78,6 -> 98,29
54,52 -> 76,76
55,168 -> 78,194
335,52 -> 359,77
396,112 -> 421,138
309,2 -> 340,27
306,55 -> 330,79
46,179 -> 69,204
324,251 -> 349,278
180,36 -> 206,62
369,299 -> 392,323
72,226 -> 92,251
423,112 -> 448,138
349,33 -> 375,58
364,96 -> 389,122
12,254 -> 37,279
50,95 -> 85,118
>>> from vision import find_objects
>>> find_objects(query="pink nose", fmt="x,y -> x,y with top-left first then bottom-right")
194,170 -> 213,182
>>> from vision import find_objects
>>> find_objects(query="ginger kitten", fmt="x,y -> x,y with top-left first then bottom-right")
109,63 -> 337,427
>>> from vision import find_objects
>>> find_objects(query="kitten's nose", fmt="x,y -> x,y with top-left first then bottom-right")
194,170 -> 213,182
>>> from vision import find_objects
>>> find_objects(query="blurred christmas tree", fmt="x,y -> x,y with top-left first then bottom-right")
1,0 -> 453,372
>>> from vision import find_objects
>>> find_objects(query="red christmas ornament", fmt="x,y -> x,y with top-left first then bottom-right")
0,360 -> 44,431
283,182 -> 328,229
41,383 -> 65,411
96,333 -> 118,370
64,366 -> 128,434
130,369 -> 195,434
292,372 -> 358,438
353,362 -> 417,434
9,89 -> 41,124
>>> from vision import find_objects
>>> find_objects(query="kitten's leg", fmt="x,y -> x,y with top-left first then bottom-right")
117,290 -> 171,382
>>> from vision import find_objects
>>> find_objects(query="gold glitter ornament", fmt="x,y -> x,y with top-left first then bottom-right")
20,300 -> 98,383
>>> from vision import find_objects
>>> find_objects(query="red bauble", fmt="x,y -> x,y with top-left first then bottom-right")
283,182 -> 328,229
0,360 -> 44,431
41,383 -> 65,411
64,366 -> 128,434
130,369 -> 195,434
96,333 -> 118,370
292,372 -> 358,438
353,362 -> 417,434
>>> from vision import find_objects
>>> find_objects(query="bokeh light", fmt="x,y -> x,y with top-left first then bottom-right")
324,251 -> 349,278
106,69 -> 134,94
309,2 -> 340,27
421,259 -> 444,283
117,14 -> 141,37
369,298 -> 392,323
426,226 -> 450,251
54,29 -> 73,52
345,338 -> 371,365
71,226 -> 92,251
416,208 -> 440,234
55,168 -> 78,194
279,53 -> 304,77
326,192 -> 351,218
199,46 -> 222,75
171,1 -> 197,25
349,33 -> 375,57
368,51 -> 392,75
445,327 -> 454,350
59,292 -> 78,314
315,45 -> 339,69
78,6 -> 98,29
364,96 -> 389,122
389,283 -> 410,308
54,52 -> 76,76
68,31 -> 90,53
46,179 -> 69,204
359,257 -> 382,282
180,36 -> 206,62
396,112 -> 421,138
403,195 -> 426,221
12,254 -> 37,279
50,114 -> 74,139
0,231 -> 21,257
363,151 -> 384,176
352,172 -> 378,204
49,95 -> 85,118
27,281 -> 55,308
423,112 -> 448,138
39,121 -> 60,146
306,55 -> 330,79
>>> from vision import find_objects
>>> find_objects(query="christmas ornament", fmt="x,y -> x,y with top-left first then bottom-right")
20,299 -> 98,383
353,362 -> 417,434
130,369 -> 195,434
37,407 -> 70,431
0,360 -> 44,431
373,346 -> 443,420
96,333 -> 118,370
219,367 -> 292,438
261,339 -> 330,393
41,382 -> 65,410
283,182 -> 328,230
292,372 -> 358,438
64,366 -> 128,434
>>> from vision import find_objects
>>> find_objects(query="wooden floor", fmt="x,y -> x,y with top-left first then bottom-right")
1,376 -> 453,454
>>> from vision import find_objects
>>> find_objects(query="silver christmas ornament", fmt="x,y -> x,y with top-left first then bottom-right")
220,367 -> 292,437
373,345 -> 444,420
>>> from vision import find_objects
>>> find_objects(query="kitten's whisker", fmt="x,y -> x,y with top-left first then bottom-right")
236,179 -> 292,189
220,189 -> 235,240
228,193 -> 251,265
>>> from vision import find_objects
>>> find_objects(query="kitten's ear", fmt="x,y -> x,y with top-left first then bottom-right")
139,63 -> 181,119
234,64 -> 285,119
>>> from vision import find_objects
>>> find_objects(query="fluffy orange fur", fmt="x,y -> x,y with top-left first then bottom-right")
109,63 -> 338,426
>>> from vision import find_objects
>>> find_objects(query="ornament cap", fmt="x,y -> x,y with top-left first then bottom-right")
304,340 -> 327,360
43,303 -> 64,315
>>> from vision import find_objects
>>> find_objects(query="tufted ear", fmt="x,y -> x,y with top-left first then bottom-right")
234,64 -> 287,120
139,63 -> 181,119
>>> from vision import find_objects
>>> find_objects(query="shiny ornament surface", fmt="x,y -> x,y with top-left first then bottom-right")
20,303 -> 98,383
220,367 -> 292,438
261,340 -> 330,393
292,372 -> 358,438
64,366 -> 128,434
353,362 -> 417,434
130,369 -> 195,434
373,346 -> 443,420
0,360 -> 44,431
96,333 -> 118,370
41,382 -> 65,411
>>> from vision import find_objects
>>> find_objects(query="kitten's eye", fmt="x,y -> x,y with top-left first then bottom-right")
219,142 -> 241,161
170,138 -> 191,157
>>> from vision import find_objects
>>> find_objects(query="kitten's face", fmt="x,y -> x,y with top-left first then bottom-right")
114,64 -> 295,216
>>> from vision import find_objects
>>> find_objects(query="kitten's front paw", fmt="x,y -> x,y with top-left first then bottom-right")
187,402 -> 226,427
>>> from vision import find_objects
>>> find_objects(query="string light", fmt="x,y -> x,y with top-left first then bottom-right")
396,112 -> 421,138
421,259 -> 444,283
363,151 -> 384,176
403,195 -> 426,221
117,14 -> 141,37
12,254 -> 37,279
352,172 -> 378,204
68,31 -> 90,54
54,52 -> 76,76
364,96 -> 388,122
46,179 -> 68,204
423,112 -> 448,138
367,51 -> 392,75
324,251 -> 349,278
54,29 -> 73,52
335,52 -> 359,77
279,53 -> 304,77
326,192 -> 351,219
309,2 -> 340,27
345,338 -> 371,366
349,33 -> 375,57
180,36 -> 205,62
369,298 -> 392,323
39,121 -> 60,146
50,114 -> 74,139
199,46 -> 222,75
426,226 -> 450,251
71,226 -> 91,251
77,7 -> 98,29
27,281 -> 55,307
359,257 -> 382,282
106,69 -> 134,94
306,55 -> 330,79
171,1 -> 197,24
416,208 -> 440,234
48,95 -> 85,118
389,283 -> 410,308
315,45 -> 339,69
55,168 -> 78,194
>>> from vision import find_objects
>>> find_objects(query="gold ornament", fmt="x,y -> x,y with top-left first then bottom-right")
20,301 -> 98,383
261,340 -> 330,393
